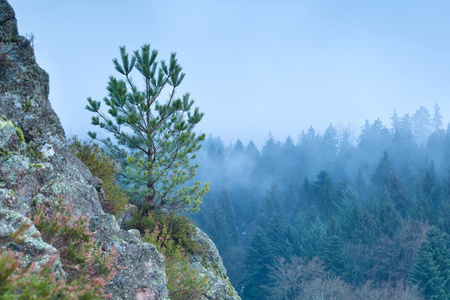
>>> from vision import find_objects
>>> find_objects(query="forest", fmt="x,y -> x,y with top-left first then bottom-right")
191,103 -> 450,299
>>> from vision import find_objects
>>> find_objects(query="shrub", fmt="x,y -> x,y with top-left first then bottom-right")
129,210 -> 210,299
127,210 -> 202,255
32,203 -> 118,283
68,136 -> 129,215
142,220 -> 211,300
0,250 -> 111,299
0,211 -> 116,299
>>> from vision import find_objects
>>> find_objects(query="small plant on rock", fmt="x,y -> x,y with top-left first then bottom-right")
140,212 -> 211,300
0,212 -> 116,299
127,209 -> 202,254
32,203 -> 118,283
0,250 -> 110,299
68,136 -> 129,215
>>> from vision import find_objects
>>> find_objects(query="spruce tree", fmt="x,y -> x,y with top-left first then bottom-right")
412,106 -> 432,146
372,151 -> 395,193
86,45 -> 209,213
422,161 -> 443,218
410,226 -> 450,299
321,235 -> 348,278
388,172 -> 408,216
241,226 -> 275,300
433,101 -> 443,132
313,170 -> 335,220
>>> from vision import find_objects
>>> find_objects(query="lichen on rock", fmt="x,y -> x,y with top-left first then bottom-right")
89,214 -> 169,300
0,0 -> 241,299
0,209 -> 66,278
189,228 -> 241,300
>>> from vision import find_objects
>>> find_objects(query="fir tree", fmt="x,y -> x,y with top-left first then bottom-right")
313,170 -> 336,220
411,226 -> 450,299
244,140 -> 260,160
433,102 -> 443,132
354,169 -> 367,202
321,235 -> 348,278
86,45 -> 209,213
217,189 -> 239,246
388,172 -> 408,216
241,226 -> 275,300
372,151 -> 395,193
422,161 -> 443,222
207,204 -> 234,252
321,124 -> 339,161
412,106 -> 432,146
391,109 -> 400,133
358,119 -> 390,155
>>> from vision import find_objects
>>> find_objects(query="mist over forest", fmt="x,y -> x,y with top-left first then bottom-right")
191,103 -> 450,299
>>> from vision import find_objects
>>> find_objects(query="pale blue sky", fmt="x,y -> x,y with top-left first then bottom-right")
8,0 -> 450,148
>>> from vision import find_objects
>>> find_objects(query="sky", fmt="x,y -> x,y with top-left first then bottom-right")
8,0 -> 450,149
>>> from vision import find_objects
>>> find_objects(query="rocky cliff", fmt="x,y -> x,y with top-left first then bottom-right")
0,1 -> 240,299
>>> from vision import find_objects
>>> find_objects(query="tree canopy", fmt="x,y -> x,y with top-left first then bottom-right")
86,44 -> 209,213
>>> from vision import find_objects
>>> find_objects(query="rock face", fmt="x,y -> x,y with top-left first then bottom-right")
0,209 -> 65,278
0,0 -> 103,218
190,228 -> 241,300
0,1 -> 169,298
0,1 -> 240,299
89,214 -> 168,300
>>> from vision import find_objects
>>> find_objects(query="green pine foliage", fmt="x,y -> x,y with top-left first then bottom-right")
86,44 -> 209,213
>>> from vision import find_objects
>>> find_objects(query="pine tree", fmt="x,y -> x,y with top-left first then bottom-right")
241,226 -> 275,300
294,214 -> 327,258
85,45 -> 209,213
373,194 -> 401,238
358,119 -> 390,155
410,226 -> 450,299
217,189 -> 239,245
372,151 -> 395,193
313,170 -> 336,220
388,172 -> 408,216
232,139 -> 245,155
321,235 -> 348,278
354,169 -> 367,202
207,204 -> 234,252
433,102 -> 443,132
412,106 -> 432,146
422,162 -> 443,222
244,140 -> 260,160
321,124 -> 338,162
391,109 -> 400,133
299,176 -> 314,210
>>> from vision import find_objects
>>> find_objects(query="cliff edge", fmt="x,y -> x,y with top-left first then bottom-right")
0,1 -> 240,299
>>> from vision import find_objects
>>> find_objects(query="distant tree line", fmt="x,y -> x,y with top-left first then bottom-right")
191,103 -> 450,300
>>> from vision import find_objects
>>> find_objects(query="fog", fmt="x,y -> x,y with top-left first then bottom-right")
191,103 -> 450,298
8,1 -> 450,298
9,1 -> 450,148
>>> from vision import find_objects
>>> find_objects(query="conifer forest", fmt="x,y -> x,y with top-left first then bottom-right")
192,103 -> 450,299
